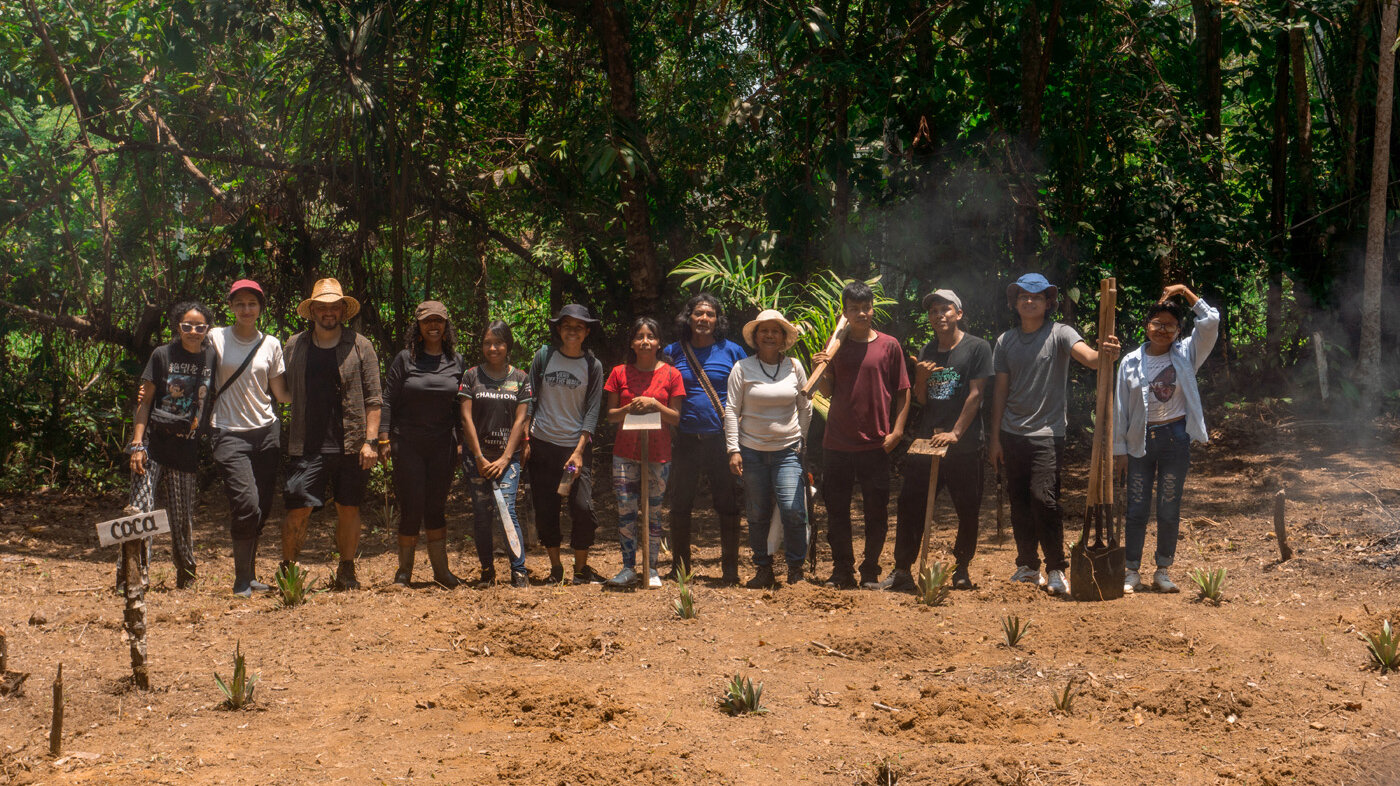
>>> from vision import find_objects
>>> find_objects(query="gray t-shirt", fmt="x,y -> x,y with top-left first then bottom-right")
530,350 -> 590,447
993,321 -> 1084,438
210,326 -> 285,431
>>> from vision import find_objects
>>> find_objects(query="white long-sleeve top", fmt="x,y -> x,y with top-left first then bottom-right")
724,356 -> 813,453
1113,297 -> 1221,458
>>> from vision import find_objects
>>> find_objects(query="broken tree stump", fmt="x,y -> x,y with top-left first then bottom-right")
122,541 -> 150,689
1274,488 -> 1293,561
49,662 -> 63,756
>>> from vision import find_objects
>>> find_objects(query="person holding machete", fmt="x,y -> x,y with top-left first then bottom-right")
603,318 -> 686,589
459,320 -> 533,589
811,281 -> 911,590
1112,284 -> 1219,594
988,273 -> 1120,596
886,289 -> 994,593
379,301 -> 467,589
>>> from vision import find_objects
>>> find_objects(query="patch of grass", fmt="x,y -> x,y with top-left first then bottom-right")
214,641 -> 258,710
275,562 -> 312,608
719,673 -> 767,716
1002,614 -> 1031,648
1189,567 -> 1226,604
1050,678 -> 1077,715
673,561 -> 697,619
915,562 -> 951,607
1363,619 -> 1399,674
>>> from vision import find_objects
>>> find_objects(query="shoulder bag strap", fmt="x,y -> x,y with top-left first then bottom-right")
215,334 -> 267,399
681,340 -> 724,420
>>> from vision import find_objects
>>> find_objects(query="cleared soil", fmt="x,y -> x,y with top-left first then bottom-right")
1,403 -> 1398,785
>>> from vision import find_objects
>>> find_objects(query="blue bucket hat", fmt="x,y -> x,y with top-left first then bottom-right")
1007,273 -> 1058,305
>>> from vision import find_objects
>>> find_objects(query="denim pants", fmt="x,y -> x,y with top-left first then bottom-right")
465,457 -> 526,573
612,456 -> 669,569
741,445 -> 807,568
1125,419 -> 1191,571
1001,431 -> 1067,572
822,447 -> 892,580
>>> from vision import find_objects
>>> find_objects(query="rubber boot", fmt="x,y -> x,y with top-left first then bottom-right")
426,533 -> 463,589
719,514 -> 741,585
394,535 -> 417,587
232,538 -> 257,598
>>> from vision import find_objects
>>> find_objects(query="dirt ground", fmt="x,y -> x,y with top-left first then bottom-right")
1,403 -> 1398,785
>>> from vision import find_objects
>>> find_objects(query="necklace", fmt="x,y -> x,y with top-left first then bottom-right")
758,358 -> 783,381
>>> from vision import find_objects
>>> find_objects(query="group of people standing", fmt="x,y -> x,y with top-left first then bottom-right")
125,271 -> 1218,599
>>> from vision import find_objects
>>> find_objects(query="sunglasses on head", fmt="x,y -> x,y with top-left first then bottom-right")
179,322 -> 210,334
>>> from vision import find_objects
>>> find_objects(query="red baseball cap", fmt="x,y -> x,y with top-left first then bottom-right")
228,279 -> 266,306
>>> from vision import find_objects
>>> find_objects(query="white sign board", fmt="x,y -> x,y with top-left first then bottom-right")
622,411 -> 662,431
96,509 -> 170,547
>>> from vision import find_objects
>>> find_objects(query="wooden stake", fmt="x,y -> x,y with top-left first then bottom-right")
122,541 -> 150,689
1274,487 -> 1293,561
639,432 -> 650,588
908,439 -> 949,577
995,467 -> 1005,543
49,662 -> 63,757
0,626 -> 6,674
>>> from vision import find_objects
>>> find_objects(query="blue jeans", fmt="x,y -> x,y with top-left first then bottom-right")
741,445 -> 807,568
464,457 -> 526,573
1125,420 -> 1191,571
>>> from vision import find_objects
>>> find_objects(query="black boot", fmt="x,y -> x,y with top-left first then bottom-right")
334,559 -> 361,591
719,514 -> 741,585
426,537 -> 462,589
745,564 -> 777,589
786,562 -> 806,586
394,537 -> 416,587
232,538 -> 257,598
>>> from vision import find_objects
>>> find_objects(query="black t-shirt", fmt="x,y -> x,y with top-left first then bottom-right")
141,342 -> 213,471
913,333 -> 994,454
305,344 -> 344,454
459,366 -> 533,461
382,350 -> 465,440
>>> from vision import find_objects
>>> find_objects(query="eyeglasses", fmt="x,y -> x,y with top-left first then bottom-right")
1016,293 -> 1046,303
1146,321 -> 1179,334
179,323 -> 210,334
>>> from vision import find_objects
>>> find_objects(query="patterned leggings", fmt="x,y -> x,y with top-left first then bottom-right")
117,459 -> 198,587
611,457 -> 669,569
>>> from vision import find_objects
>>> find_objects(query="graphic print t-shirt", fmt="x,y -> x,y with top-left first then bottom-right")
913,334 -> 994,454
531,351 -> 590,447
1142,352 -> 1185,423
459,366 -> 532,460
141,342 -> 213,471
604,362 -> 686,462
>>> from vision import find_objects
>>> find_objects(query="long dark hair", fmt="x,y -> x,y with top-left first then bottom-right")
624,317 -> 673,365
406,316 -> 457,361
482,320 -> 514,355
168,300 -> 214,347
673,292 -> 728,344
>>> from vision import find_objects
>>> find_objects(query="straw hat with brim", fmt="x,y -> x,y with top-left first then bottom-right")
297,278 -> 360,320
741,309 -> 803,351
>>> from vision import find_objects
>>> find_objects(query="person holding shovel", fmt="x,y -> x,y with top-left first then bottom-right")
603,318 -> 686,589
460,320 -> 532,588
989,273 -> 1120,596
1113,284 -> 1219,594
526,304 -> 607,585
380,301 -> 466,589
811,281 -> 911,590
724,309 -> 812,588
886,289 -> 993,593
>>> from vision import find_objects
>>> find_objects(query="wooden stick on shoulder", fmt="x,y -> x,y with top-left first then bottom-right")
801,315 -> 849,399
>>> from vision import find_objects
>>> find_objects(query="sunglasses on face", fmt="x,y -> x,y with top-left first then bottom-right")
179,323 -> 210,334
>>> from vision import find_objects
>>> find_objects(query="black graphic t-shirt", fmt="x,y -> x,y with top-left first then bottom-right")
912,334 -> 994,454
141,342 -> 213,471
459,366 -> 533,460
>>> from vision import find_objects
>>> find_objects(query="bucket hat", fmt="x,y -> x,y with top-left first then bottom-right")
414,301 -> 450,322
297,278 -> 360,321
1006,273 -> 1058,305
547,304 -> 600,326
741,309 -> 802,351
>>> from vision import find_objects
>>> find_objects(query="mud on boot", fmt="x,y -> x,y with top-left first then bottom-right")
333,560 -> 361,591
426,538 -> 462,589
745,565 -> 777,589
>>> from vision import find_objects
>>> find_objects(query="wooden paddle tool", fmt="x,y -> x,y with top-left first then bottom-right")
1070,277 -> 1126,601
908,438 -> 950,578
623,411 -> 663,588
800,315 -> 848,399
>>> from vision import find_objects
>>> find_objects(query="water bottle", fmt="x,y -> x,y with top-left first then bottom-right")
556,463 -> 578,496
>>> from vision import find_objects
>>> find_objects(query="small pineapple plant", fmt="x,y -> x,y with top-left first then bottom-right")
673,562 -> 697,619
275,562 -> 312,608
214,641 -> 258,710
1188,567 -> 1227,605
1050,678 -> 1078,715
719,673 -> 768,716
1363,619 -> 1399,674
915,562 -> 952,607
1002,614 -> 1031,648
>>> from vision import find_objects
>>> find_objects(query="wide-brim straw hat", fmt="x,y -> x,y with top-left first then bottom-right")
741,309 -> 802,351
297,277 -> 360,321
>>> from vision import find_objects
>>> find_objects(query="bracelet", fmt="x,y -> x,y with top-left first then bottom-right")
377,437 -> 390,444
125,444 -> 146,454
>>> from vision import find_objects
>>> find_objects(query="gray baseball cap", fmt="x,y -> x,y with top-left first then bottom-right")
921,289 -> 963,312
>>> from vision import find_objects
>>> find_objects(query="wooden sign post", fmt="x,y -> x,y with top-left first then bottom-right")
623,412 -> 663,588
96,509 -> 169,689
907,438 -> 949,578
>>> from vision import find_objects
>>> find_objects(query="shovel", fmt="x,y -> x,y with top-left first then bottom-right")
1070,277 -> 1125,601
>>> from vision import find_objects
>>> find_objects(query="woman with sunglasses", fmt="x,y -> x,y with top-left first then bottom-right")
1112,284 -> 1219,594
122,302 -> 218,590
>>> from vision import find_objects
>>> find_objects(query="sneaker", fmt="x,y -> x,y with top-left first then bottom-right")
1045,569 -> 1068,595
546,564 -> 565,585
573,564 -> 607,585
473,569 -> 496,590
786,564 -> 805,585
510,570 -> 529,588
604,567 -> 638,589
745,565 -> 777,589
1152,568 -> 1179,594
823,571 -> 857,590
333,560 -> 360,591
1010,565 -> 1042,585
647,570 -> 662,589
952,565 -> 973,590
1123,569 -> 1141,594
878,568 -> 917,593
859,574 -> 882,590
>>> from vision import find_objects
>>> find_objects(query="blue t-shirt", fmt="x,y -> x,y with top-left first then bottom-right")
664,338 -> 748,434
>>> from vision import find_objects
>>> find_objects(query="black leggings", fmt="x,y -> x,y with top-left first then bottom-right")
391,431 -> 456,537
526,439 -> 597,550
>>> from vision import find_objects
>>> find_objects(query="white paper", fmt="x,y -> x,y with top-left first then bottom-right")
622,411 -> 663,431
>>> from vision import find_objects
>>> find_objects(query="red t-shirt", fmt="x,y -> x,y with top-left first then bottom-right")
822,331 -> 911,452
604,362 -> 686,462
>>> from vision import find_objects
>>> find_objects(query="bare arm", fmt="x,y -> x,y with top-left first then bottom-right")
883,387 -> 911,453
988,372 -> 1009,467
128,380 -> 156,474
932,377 -> 985,447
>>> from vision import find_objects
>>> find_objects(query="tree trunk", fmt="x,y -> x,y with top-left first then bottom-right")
1266,33 -> 1290,371
1289,9 -> 1324,294
1012,0 -> 1064,268
1360,0 -> 1398,409
1343,0 -> 1376,194
1191,0 -> 1223,147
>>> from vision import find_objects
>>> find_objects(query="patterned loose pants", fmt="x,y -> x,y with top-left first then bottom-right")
117,459 -> 198,588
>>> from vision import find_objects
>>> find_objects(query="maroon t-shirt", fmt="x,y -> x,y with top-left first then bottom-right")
822,331 -> 910,452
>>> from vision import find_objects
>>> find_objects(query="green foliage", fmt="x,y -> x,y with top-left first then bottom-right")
719,673 -> 767,716
1002,615 -> 1031,648
1189,567 -> 1228,605
1050,679 -> 1078,715
214,641 -> 258,710
275,562 -> 312,608
915,562 -> 951,607
673,561 -> 697,619
1363,620 -> 1399,675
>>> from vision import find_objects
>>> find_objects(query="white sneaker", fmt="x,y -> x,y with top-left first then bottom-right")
1152,568 -> 1179,594
647,569 -> 662,589
1010,566 -> 1042,585
1124,569 -> 1141,594
1045,570 -> 1069,595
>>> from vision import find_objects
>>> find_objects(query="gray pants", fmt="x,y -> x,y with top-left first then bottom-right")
117,459 -> 198,587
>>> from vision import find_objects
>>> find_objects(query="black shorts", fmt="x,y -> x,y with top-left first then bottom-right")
284,452 -> 371,510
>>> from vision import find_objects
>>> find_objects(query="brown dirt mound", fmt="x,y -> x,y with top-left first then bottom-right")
865,682 -> 1035,744
437,677 -> 630,730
